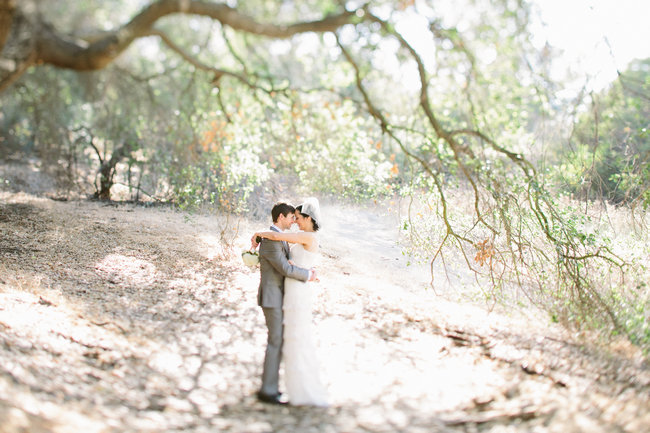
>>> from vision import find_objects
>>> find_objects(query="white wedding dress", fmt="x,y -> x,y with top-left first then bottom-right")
283,243 -> 329,406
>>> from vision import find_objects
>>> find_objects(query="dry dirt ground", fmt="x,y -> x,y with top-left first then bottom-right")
0,186 -> 649,432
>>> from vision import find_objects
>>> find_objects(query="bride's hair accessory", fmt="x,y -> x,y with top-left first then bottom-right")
298,197 -> 322,230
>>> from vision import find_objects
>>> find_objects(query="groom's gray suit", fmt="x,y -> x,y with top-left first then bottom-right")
258,226 -> 310,397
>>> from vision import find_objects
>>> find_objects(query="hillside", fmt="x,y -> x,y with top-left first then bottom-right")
0,187 -> 648,432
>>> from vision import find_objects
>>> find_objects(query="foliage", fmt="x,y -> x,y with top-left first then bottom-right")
0,67 -> 85,188
400,183 -> 650,347
371,3 -> 647,348
263,93 -> 398,200
555,59 -> 650,208
168,115 -> 271,213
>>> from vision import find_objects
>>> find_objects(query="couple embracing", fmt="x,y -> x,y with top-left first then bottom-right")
251,198 -> 329,407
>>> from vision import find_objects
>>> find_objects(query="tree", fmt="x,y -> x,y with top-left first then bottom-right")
0,0 -> 359,92
558,58 -> 650,208
1,0 -> 641,342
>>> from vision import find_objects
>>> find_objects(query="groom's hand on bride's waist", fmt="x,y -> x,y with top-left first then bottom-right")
308,268 -> 319,282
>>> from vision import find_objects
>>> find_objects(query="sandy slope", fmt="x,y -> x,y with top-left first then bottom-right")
0,190 -> 648,433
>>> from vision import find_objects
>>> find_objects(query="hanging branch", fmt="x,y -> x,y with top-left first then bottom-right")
335,33 -> 475,284
345,11 -> 627,332
148,29 -> 256,89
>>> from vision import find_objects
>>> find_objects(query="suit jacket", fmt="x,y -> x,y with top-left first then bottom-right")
257,226 -> 310,308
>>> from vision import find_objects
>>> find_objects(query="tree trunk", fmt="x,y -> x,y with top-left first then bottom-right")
0,0 -> 16,50
0,3 -> 39,93
95,143 -> 132,201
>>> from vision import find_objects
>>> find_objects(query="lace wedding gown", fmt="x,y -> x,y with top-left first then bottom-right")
283,243 -> 329,406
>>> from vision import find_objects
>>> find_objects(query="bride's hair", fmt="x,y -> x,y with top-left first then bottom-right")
295,205 -> 320,232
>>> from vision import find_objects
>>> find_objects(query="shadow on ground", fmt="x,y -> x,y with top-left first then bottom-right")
0,191 -> 648,433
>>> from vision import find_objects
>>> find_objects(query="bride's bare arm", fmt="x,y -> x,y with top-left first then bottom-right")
252,231 -> 316,250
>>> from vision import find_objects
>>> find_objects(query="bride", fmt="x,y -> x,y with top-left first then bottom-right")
252,198 -> 329,407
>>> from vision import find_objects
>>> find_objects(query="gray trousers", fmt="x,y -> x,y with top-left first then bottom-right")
260,307 -> 283,395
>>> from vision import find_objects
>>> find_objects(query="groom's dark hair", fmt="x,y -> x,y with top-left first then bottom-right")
271,202 -> 295,223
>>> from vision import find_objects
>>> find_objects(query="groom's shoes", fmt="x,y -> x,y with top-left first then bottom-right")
257,391 -> 289,405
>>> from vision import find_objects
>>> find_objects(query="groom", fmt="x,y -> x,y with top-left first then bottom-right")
256,202 -> 316,405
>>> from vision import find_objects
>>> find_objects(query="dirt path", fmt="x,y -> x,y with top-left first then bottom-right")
0,191 -> 648,433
